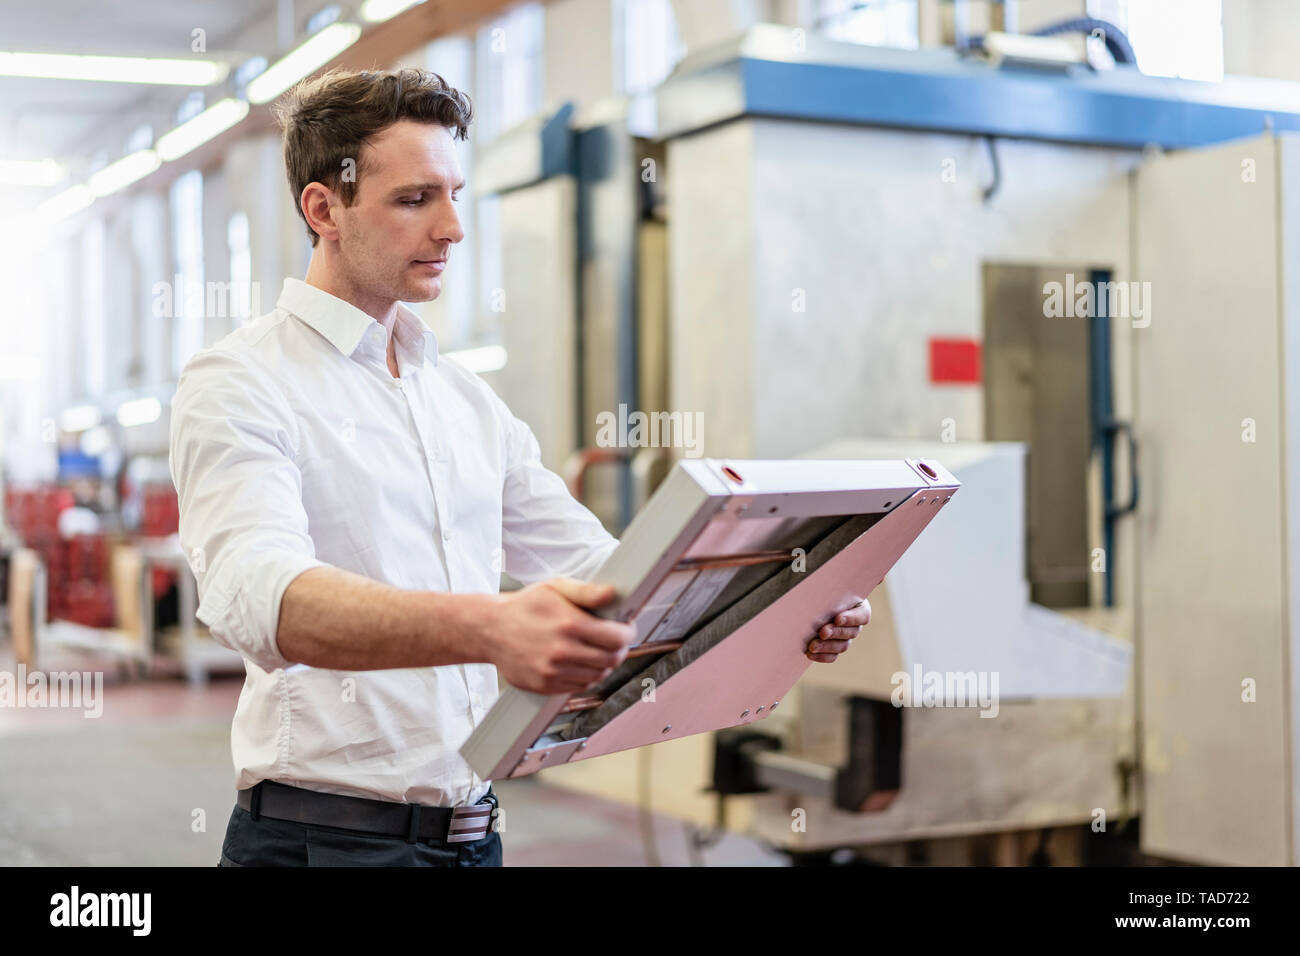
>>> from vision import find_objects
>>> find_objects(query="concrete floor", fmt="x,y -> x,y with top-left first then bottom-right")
0,646 -> 786,866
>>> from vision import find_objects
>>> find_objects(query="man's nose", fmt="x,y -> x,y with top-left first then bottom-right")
434,199 -> 465,245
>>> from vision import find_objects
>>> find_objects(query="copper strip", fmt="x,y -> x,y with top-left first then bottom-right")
626,640 -> 684,658
673,549 -> 796,572
557,641 -> 685,714
559,696 -> 604,714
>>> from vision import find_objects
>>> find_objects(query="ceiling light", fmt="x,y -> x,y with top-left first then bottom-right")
60,405 -> 102,432
246,22 -> 362,104
88,149 -> 161,197
80,426 -> 112,456
0,51 -> 227,86
117,397 -> 162,428
36,184 -> 93,224
360,0 -> 424,23
156,98 -> 250,161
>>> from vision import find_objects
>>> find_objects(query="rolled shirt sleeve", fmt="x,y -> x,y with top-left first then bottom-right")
169,348 -> 328,672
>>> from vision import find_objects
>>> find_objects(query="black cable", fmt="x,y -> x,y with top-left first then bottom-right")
982,136 -> 1000,204
1032,17 -> 1137,66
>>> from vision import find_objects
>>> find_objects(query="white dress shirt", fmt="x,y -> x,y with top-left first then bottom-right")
169,277 -> 619,808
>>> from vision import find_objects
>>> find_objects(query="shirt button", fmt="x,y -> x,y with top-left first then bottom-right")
470,693 -> 482,709
442,528 -> 451,542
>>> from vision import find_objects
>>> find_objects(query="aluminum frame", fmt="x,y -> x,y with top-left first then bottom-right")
460,457 -> 959,780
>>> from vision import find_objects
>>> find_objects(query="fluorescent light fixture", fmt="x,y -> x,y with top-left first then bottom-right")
360,0 -> 424,23
88,149 -> 161,197
116,396 -> 162,428
36,184 -> 93,224
0,158 -> 64,187
0,51 -> 228,86
80,425 -> 112,456
246,22 -> 362,104
60,405 -> 102,432
156,98 -> 250,161
444,344 -> 508,374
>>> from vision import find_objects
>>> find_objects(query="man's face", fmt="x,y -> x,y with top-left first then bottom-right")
330,119 -> 466,304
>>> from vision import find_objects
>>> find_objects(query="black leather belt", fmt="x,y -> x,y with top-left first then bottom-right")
237,780 -> 498,844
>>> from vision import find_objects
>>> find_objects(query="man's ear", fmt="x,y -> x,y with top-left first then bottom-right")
301,182 -> 341,242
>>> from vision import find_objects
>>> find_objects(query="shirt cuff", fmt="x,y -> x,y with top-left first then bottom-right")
196,549 -> 328,672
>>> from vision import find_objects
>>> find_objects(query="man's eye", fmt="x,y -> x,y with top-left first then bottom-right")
402,197 -> 425,206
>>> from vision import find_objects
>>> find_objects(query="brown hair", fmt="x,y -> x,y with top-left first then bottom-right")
272,67 -> 473,245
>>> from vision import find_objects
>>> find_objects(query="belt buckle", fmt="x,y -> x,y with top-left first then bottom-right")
446,799 -> 494,844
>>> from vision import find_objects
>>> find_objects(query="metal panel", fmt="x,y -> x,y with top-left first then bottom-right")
576,118 -> 641,528
1134,133 -> 1293,866
804,439 -> 1131,697
1281,135 -> 1300,871
460,456 -> 958,780
490,177 -> 579,471
570,474 -> 954,762
473,103 -> 575,196
668,116 -> 1138,459
983,264 -> 1094,608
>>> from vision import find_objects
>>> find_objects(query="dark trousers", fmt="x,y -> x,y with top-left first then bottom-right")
218,803 -> 503,867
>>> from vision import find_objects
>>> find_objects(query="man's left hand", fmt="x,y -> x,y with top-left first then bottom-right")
804,598 -> 870,663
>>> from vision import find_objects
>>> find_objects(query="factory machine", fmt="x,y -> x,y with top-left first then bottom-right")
476,25 -> 1300,866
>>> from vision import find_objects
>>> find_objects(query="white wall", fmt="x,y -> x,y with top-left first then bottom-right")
1223,0 -> 1300,82
544,0 -> 616,108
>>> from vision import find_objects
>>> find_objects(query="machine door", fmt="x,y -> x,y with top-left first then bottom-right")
1134,133 -> 1295,866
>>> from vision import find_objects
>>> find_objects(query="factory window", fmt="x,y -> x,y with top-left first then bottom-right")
619,0 -> 685,95
474,2 -> 543,142
226,211 -> 254,325
816,0 -> 920,49
475,192 -> 503,342
1088,0 -> 1224,81
82,218 -> 106,398
170,169 -> 204,376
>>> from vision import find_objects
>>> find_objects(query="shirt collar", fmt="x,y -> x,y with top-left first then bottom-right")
277,277 -> 439,368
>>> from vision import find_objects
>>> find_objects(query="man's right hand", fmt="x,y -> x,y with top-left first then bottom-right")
486,578 -> 636,695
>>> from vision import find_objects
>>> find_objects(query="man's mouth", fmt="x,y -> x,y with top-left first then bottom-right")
413,258 -> 447,274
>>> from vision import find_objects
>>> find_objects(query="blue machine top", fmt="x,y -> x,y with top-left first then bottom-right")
653,23 -> 1300,149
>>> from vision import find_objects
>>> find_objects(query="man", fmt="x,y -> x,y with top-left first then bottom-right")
170,67 -> 869,868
